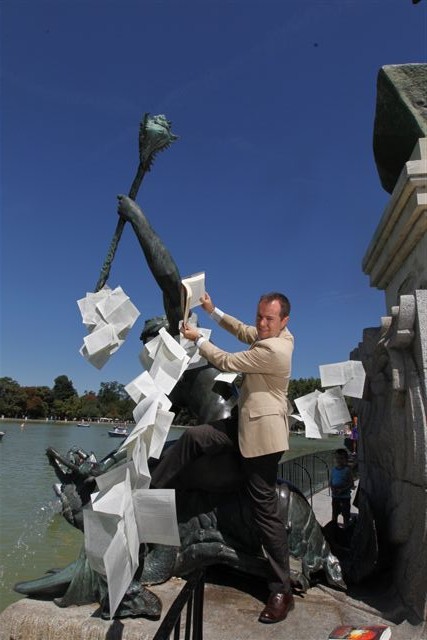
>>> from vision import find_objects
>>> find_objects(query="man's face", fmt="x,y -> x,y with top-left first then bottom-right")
256,299 -> 288,340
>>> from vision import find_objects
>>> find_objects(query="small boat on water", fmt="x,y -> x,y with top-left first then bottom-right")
108,425 -> 129,438
77,422 -> 91,428
0,431 -> 5,440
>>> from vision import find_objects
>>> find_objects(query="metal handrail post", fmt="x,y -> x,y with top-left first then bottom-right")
292,461 -> 313,506
313,454 -> 330,494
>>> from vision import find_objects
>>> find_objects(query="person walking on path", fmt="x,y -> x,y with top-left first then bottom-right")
350,416 -> 359,455
329,448 -> 355,529
150,291 -> 295,625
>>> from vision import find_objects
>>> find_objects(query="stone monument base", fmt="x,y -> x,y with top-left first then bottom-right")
1,573 -> 426,640
0,579 -> 182,640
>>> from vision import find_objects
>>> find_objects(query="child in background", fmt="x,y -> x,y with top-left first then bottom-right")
330,448 -> 354,528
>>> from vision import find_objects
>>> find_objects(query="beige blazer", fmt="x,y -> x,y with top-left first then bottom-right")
199,312 -> 294,458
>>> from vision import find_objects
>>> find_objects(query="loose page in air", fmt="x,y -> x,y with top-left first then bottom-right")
133,489 -> 180,546
319,361 -> 349,387
180,324 -> 212,369
317,386 -> 351,432
180,271 -> 205,323
319,360 -> 365,398
85,470 -> 140,618
78,285 -> 140,369
342,360 -> 366,398
294,390 -> 325,439
148,328 -> 190,394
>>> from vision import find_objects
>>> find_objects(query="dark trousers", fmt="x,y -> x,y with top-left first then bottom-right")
150,417 -> 291,594
332,497 -> 351,525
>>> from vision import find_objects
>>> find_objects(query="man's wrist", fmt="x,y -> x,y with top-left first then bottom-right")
210,307 -> 224,323
194,334 -> 207,348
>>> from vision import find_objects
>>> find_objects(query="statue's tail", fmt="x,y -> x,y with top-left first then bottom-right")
14,561 -> 76,598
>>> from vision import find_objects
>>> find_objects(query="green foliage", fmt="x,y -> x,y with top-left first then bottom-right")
288,377 -> 321,408
97,381 -> 132,420
0,376 -> 324,423
0,377 -> 27,418
52,375 -> 78,401
0,376 -> 136,421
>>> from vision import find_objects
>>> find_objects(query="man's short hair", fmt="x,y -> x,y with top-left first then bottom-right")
259,292 -> 291,318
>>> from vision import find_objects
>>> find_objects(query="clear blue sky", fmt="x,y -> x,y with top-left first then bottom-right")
1,0 -> 426,396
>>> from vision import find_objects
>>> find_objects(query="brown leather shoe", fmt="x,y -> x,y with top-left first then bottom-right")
258,591 -> 295,624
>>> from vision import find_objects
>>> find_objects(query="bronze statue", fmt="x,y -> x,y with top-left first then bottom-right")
117,194 -> 238,423
15,444 -> 346,619
14,119 -> 347,620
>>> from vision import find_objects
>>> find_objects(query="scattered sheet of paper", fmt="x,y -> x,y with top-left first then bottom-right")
85,470 -> 140,618
342,360 -> 366,398
120,394 -> 175,462
139,333 -> 161,370
95,460 -> 143,494
133,489 -> 180,546
148,328 -> 190,394
78,286 -> 140,369
319,360 -> 365,399
294,390 -> 325,439
104,519 -> 135,619
125,370 -> 161,405
179,321 -> 211,369
317,386 -> 351,432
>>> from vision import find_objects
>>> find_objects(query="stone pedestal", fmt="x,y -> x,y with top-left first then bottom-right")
351,291 -> 427,623
0,581 -> 181,640
353,83 -> 427,621
363,138 -> 427,312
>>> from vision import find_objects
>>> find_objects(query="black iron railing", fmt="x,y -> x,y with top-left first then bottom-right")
278,449 -> 337,504
152,570 -> 205,640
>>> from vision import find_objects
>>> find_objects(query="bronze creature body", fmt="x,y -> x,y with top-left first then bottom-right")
15,443 -> 346,619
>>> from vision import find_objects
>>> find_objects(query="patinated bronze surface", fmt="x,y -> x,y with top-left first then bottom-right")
15,444 -> 346,619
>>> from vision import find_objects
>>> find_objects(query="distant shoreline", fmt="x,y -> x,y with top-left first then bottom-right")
0,417 -> 133,426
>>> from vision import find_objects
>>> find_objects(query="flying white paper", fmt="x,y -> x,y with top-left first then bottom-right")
294,390 -> 324,439
319,360 -> 366,399
148,328 -> 190,394
85,470 -> 140,618
133,489 -> 180,546
78,286 -> 140,369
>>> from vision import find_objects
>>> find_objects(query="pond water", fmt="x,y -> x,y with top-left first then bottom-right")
0,420 -> 341,612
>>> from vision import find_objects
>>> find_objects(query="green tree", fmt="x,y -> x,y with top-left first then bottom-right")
63,394 -> 83,420
25,385 -> 54,418
25,390 -> 48,419
80,392 -> 101,420
288,377 -> 321,407
52,375 -> 77,402
97,381 -> 128,419
0,377 -> 27,417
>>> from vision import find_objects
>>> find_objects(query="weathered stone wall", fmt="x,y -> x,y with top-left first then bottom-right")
354,64 -> 427,623
351,292 -> 427,623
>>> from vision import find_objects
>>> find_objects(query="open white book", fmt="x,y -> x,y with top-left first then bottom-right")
180,271 -> 205,323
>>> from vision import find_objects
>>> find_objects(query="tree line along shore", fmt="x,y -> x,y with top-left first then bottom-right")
0,375 -> 325,427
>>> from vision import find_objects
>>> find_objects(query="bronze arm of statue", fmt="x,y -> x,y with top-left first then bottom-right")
117,195 -> 182,337
117,194 -> 237,423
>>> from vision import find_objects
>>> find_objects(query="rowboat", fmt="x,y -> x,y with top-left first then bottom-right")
108,425 -> 129,438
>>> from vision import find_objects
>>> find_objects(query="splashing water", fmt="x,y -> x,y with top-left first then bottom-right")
0,497 -> 62,589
